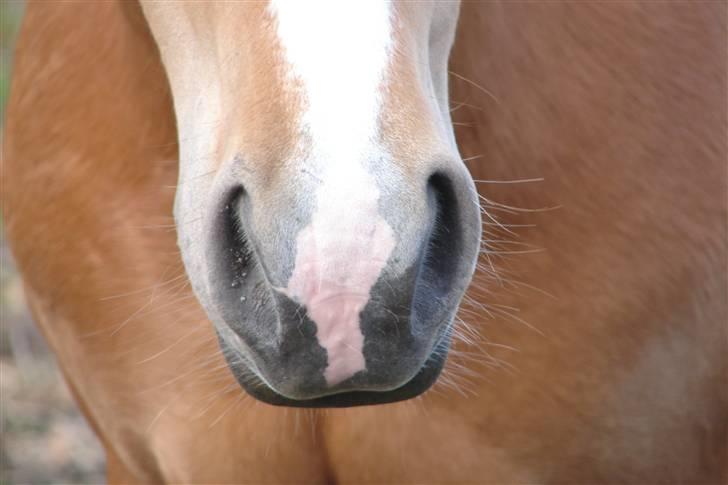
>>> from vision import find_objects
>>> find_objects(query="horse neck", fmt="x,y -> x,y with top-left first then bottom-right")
448,2 -> 726,390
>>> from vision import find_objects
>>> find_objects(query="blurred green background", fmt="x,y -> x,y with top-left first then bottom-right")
1,2 -> 106,483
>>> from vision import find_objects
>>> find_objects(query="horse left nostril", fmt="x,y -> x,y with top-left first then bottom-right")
353,172 -> 465,387
412,172 -> 464,321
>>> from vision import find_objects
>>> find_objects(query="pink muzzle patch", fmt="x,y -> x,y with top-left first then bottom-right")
279,181 -> 395,386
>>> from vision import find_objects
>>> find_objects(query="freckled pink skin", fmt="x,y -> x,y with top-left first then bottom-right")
282,187 -> 395,387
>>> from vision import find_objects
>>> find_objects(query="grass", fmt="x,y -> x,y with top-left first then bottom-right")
1,1 -> 25,120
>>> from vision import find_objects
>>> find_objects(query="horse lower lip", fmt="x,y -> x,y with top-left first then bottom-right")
218,330 -> 450,408
216,316 -> 453,407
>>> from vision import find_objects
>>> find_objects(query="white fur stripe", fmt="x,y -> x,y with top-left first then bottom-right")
269,0 -> 396,386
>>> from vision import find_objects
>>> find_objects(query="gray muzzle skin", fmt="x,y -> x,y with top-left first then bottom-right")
176,154 -> 481,407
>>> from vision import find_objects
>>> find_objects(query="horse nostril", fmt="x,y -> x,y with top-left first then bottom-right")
206,185 -> 281,350
409,172 -> 463,330
424,172 -> 463,295
220,187 -> 254,287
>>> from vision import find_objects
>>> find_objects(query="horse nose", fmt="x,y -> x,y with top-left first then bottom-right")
201,162 -> 480,404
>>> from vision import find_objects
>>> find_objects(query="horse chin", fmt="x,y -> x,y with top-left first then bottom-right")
215,329 -> 451,408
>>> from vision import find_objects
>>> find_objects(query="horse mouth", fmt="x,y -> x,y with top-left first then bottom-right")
216,327 -> 451,408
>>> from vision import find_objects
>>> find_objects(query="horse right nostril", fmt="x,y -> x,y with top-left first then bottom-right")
205,186 -> 280,351
216,187 -> 255,294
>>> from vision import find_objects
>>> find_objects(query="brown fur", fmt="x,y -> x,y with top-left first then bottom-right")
3,1 -> 726,483
379,3 -> 450,170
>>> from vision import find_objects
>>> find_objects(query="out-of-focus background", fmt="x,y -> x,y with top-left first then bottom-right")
1,2 -> 106,483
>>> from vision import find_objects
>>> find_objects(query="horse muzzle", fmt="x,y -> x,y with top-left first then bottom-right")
176,153 -> 481,407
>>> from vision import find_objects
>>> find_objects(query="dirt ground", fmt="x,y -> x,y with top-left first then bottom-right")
1,246 -> 106,484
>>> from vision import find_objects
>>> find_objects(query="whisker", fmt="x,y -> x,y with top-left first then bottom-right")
473,177 -> 544,185
448,70 -> 500,104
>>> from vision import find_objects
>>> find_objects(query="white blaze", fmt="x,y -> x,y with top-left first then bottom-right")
269,0 -> 396,386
